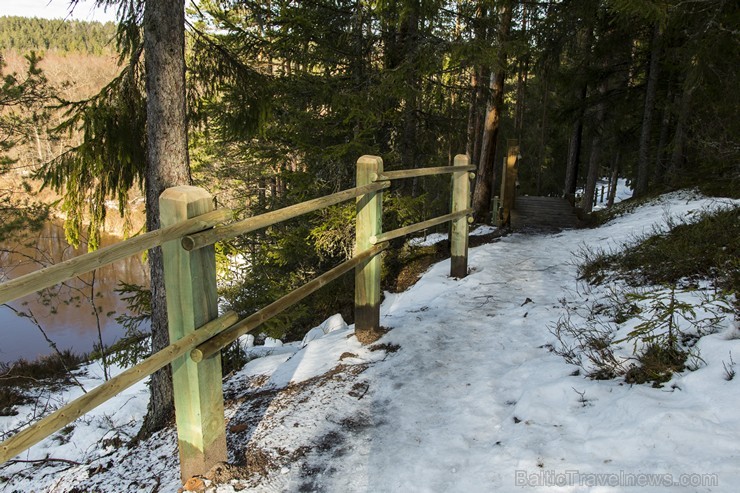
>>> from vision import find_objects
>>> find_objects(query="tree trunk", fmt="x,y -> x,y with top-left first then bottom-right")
465,2 -> 487,166
537,75 -> 549,196
563,87 -> 585,199
351,0 -> 366,168
563,21 -> 594,200
667,79 -> 693,185
583,82 -> 607,213
652,99 -> 672,187
514,2 -> 529,142
466,67 -> 480,161
139,0 -> 191,438
472,0 -> 513,224
634,23 -> 661,198
400,1 -> 420,195
471,66 -> 489,170
607,148 -> 620,207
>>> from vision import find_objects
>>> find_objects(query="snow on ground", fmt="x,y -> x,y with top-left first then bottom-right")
1,189 -> 738,492
408,232 -> 448,247
408,225 -> 498,248
592,178 -> 633,211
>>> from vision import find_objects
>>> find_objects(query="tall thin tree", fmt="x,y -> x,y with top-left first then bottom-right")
139,0 -> 191,436
634,23 -> 661,197
472,0 -> 513,224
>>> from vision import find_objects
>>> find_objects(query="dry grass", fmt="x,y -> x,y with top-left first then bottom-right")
0,349 -> 84,415
580,206 -> 740,296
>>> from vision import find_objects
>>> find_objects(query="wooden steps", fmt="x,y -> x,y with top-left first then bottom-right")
510,196 -> 583,230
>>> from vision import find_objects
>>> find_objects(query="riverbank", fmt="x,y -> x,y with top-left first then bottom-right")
0,170 -> 147,239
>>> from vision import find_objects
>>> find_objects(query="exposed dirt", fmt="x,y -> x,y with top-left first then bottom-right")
383,226 -> 508,294
205,347 -> 417,492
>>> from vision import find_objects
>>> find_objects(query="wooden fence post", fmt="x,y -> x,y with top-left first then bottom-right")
160,186 -> 226,482
450,154 -> 471,278
355,155 -> 384,344
499,140 -> 519,227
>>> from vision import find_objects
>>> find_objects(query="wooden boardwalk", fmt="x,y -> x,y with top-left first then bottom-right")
510,196 -> 583,230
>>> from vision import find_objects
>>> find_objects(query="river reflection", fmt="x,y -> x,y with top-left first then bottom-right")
0,220 -> 149,364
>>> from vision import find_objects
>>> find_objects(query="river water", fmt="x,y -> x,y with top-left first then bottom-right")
0,220 -> 149,364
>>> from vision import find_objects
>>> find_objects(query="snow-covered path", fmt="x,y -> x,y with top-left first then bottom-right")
271,192 -> 739,492
2,191 -> 738,492
344,233 -> 579,492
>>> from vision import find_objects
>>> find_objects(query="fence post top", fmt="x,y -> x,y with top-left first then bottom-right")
453,154 -> 469,166
160,185 -> 211,202
357,155 -> 383,165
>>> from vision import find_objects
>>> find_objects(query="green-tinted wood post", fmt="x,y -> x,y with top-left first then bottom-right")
450,154 -> 471,278
160,186 -> 226,482
355,155 -> 383,344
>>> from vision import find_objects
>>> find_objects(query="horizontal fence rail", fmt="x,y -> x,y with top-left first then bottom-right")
0,154 -> 474,482
181,182 -> 390,251
369,208 -> 473,245
0,311 -> 239,464
191,242 -> 389,363
372,164 -> 476,182
0,208 -> 231,305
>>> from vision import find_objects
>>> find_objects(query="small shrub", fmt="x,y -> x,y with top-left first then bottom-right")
552,282 -> 731,386
0,350 -> 84,386
0,350 -> 84,415
722,352 -> 736,381
625,344 -> 687,386
549,312 -> 626,380
0,387 -> 28,416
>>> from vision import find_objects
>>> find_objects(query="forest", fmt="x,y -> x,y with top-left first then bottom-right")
0,16 -> 116,54
1,1 -> 738,362
0,2 -> 738,485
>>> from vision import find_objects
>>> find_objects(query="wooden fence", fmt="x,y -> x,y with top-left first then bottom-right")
0,154 -> 474,481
